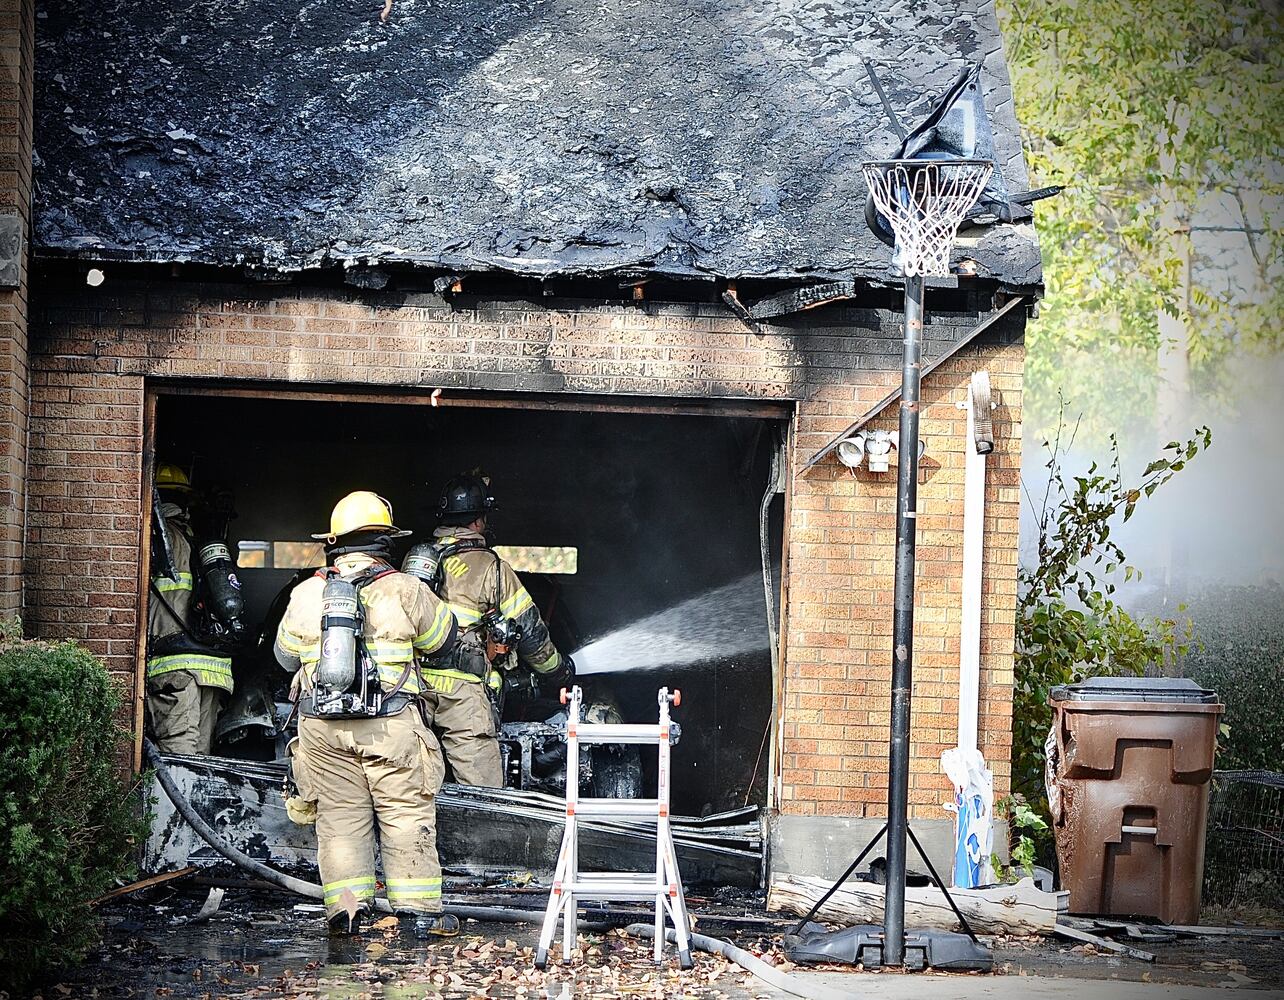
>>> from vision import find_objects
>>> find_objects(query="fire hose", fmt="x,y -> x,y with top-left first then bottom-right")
144,737 -> 536,923
626,924 -> 855,1000
144,739 -> 838,998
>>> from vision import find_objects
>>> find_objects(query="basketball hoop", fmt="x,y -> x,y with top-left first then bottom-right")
862,158 -> 993,277
858,154 -> 995,970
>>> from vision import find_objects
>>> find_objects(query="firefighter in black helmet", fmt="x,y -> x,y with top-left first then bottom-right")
402,475 -> 572,786
146,464 -> 236,754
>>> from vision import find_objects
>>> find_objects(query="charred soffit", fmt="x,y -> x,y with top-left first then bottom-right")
34,0 -> 1042,292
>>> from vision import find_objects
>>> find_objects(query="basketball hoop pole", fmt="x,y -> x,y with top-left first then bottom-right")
860,158 -> 991,969
883,271 -> 924,968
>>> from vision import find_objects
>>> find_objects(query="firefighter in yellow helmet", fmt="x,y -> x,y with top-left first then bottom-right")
275,490 -> 460,938
146,463 -> 238,754
401,475 -> 572,787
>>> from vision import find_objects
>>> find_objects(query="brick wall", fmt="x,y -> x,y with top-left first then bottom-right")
0,0 -> 32,616
25,278 -> 1023,815
786,340 -> 1023,819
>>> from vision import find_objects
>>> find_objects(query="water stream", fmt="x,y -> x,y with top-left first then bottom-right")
570,572 -> 769,674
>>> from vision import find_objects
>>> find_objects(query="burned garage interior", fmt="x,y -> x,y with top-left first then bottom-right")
151,388 -> 784,820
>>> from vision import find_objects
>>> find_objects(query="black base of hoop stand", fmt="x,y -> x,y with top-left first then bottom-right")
785,821 -> 989,970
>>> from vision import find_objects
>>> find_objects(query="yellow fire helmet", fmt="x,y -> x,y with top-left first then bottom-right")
311,490 -> 412,543
155,463 -> 193,493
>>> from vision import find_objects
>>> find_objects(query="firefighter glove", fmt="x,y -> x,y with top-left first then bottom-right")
542,653 -> 574,689
288,667 -> 305,702
285,794 -> 318,825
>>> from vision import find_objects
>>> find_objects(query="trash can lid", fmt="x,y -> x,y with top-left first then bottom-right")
1050,675 -> 1219,704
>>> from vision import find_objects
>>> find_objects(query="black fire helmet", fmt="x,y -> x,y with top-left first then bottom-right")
436,474 -> 497,525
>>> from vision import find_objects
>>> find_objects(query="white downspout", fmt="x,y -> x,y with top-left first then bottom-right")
957,370 -> 991,752
942,370 -> 995,889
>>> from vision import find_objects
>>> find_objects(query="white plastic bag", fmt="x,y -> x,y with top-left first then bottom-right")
941,747 -> 994,888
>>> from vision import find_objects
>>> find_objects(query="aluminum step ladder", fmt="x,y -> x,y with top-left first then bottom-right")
534,685 -> 693,969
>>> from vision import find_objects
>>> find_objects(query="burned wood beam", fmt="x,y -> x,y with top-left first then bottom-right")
748,281 -> 858,320
89,865 -> 198,906
1160,924 -> 1284,939
1014,184 -> 1063,205
1053,922 -> 1156,963
721,282 -> 760,334
620,278 -> 649,301
799,295 -> 1026,474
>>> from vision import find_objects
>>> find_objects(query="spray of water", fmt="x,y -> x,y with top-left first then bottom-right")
571,572 -> 769,674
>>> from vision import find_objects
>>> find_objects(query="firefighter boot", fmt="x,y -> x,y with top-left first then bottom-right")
328,906 -> 367,936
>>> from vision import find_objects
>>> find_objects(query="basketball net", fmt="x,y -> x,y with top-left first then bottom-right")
863,159 -> 993,277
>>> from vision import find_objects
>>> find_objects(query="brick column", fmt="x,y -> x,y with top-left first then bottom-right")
0,0 -> 33,617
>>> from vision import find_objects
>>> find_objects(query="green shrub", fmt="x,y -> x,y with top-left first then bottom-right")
991,794 -> 1050,882
1180,583 -> 1284,771
0,619 -> 144,994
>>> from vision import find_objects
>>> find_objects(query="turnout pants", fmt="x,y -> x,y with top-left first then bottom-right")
419,678 -> 502,787
147,670 -> 226,755
296,707 -> 446,918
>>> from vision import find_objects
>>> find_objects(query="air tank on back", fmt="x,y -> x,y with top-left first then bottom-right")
197,541 -> 247,640
316,576 -> 360,690
402,542 -> 444,594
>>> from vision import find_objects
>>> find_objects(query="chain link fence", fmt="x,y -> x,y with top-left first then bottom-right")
1203,770 -> 1284,912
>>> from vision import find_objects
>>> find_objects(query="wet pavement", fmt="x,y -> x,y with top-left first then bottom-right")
33,883 -> 1284,999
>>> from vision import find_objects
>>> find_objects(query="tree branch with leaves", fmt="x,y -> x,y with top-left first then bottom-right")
998,0 -> 1284,445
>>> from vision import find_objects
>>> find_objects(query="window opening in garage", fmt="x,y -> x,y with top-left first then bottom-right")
273,541 -> 325,568
236,540 -> 269,568
235,540 -> 326,569
493,546 -> 578,574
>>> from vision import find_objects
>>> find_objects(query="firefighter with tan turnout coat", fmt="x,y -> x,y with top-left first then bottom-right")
275,491 -> 460,938
146,464 -> 243,754
401,475 -> 573,788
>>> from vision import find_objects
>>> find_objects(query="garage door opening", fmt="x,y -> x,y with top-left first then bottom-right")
149,388 -> 787,817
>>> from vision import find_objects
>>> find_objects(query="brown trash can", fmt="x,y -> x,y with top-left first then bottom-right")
1046,676 -> 1223,925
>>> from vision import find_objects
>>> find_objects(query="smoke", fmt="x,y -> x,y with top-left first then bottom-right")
1023,176 -> 1284,599
1124,353 -> 1284,591
1021,350 -> 1284,599
571,572 -> 770,675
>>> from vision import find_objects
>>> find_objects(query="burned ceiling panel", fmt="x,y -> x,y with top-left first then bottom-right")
34,0 -> 1041,287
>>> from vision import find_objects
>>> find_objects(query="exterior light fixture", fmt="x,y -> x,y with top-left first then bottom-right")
836,430 -> 923,475
863,431 -> 896,473
835,435 -> 866,471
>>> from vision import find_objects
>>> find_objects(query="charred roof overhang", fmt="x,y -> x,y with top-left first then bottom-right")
30,254 -> 1027,324
34,0 -> 1043,309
